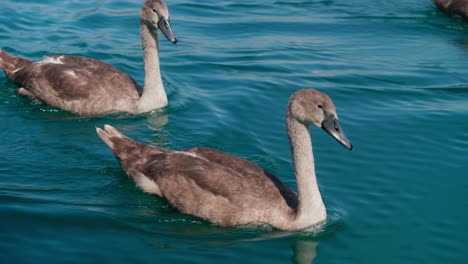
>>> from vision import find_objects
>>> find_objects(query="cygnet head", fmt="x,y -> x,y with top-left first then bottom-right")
141,0 -> 177,43
288,89 -> 352,150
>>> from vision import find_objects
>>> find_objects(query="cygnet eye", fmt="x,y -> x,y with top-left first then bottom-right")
317,104 -> 323,109
152,8 -> 157,13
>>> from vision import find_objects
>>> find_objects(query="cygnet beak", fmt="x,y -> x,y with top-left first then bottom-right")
321,114 -> 352,150
158,17 -> 177,44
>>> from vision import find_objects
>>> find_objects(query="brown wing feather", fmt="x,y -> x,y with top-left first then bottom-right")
11,55 -> 141,115
188,147 -> 298,208
141,147 -> 297,226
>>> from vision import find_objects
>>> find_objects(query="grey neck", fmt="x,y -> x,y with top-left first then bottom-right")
286,115 -> 326,226
137,23 -> 168,113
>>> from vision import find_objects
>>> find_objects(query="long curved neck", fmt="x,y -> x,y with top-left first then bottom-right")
287,116 -> 326,226
137,23 -> 168,113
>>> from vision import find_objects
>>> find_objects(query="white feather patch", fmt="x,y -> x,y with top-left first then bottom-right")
64,70 -> 77,78
38,55 -> 64,65
135,172 -> 162,196
11,67 -> 23,73
182,151 -> 198,158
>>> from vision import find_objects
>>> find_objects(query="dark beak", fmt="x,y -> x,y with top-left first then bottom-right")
158,18 -> 177,44
321,114 -> 352,150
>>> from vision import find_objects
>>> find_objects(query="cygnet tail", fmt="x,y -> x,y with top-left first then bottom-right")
96,125 -> 127,151
0,49 -> 32,78
96,125 -> 166,161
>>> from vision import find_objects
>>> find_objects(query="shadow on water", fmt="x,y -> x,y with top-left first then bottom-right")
130,205 -> 347,264
144,221 -> 321,264
290,238 -> 318,264
430,13 -> 468,51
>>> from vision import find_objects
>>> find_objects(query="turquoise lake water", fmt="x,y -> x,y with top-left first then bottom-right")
1,0 -> 467,263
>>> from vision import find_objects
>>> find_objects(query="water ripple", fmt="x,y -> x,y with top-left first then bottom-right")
1,0 -> 468,263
